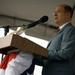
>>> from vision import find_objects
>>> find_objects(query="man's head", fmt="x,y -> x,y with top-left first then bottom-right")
53,4 -> 73,26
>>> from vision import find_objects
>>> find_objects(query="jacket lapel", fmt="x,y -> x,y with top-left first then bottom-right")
47,23 -> 72,48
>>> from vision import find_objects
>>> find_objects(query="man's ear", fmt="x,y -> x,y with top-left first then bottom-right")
66,12 -> 71,18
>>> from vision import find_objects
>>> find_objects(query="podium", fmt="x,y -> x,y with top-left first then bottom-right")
0,34 -> 48,57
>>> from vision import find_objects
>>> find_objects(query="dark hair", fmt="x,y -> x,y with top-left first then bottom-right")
63,4 -> 73,18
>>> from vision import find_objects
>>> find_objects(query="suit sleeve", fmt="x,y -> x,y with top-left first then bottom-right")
48,27 -> 75,61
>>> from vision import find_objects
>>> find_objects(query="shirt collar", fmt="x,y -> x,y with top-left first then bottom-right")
59,22 -> 70,29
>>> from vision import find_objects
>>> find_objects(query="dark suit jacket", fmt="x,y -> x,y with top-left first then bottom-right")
40,23 -> 75,75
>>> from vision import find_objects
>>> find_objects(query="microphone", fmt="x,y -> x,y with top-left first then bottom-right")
26,15 -> 48,29
9,16 -> 48,35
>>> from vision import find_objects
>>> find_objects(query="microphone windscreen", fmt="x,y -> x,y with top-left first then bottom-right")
40,16 -> 48,23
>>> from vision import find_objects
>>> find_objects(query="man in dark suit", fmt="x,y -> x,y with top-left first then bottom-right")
35,4 -> 75,75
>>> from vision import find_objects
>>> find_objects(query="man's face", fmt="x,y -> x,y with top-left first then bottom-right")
53,5 -> 70,26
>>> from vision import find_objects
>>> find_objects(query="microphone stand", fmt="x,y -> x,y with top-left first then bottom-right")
0,24 -> 26,62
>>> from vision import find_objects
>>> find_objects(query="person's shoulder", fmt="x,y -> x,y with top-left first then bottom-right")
66,23 -> 75,30
63,23 -> 75,34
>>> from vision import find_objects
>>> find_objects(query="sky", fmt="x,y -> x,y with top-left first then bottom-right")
0,28 -> 49,75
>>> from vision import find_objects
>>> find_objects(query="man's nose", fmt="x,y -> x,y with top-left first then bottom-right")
53,12 -> 57,16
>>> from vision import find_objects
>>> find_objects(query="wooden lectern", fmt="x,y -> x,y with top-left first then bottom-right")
0,34 -> 48,57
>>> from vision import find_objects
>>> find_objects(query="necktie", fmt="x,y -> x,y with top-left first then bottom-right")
53,28 -> 60,35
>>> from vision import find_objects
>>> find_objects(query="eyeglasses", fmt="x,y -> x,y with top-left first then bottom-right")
53,10 -> 66,14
